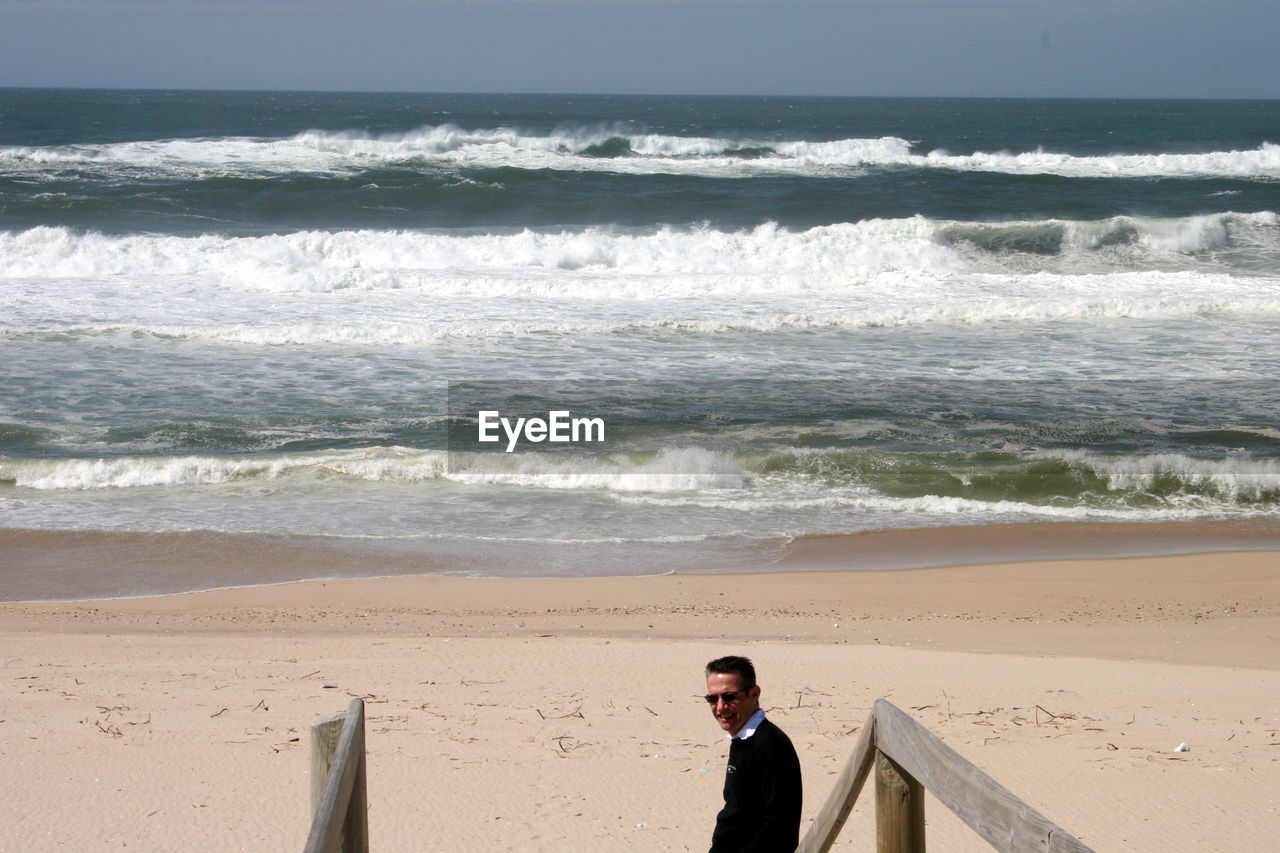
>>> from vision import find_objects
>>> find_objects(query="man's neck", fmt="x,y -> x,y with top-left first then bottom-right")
731,708 -> 767,740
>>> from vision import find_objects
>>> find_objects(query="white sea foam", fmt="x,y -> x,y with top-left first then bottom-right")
4,455 -> 297,490
923,142 -> 1280,179
0,220 -> 950,291
1,212 -> 1275,298
0,447 -> 750,493
445,448 -> 749,492
5,222 -> 1274,345
15,287 -> 1276,347
4,128 -> 1279,179
1043,450 -> 1280,500
1,448 -> 449,490
611,487 -> 1234,523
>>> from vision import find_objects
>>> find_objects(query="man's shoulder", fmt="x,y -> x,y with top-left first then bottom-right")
752,716 -> 802,784
755,717 -> 798,750
757,716 -> 789,737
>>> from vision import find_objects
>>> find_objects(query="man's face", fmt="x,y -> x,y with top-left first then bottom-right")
706,671 -> 761,737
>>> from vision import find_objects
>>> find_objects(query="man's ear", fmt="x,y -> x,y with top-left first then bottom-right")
750,685 -> 762,700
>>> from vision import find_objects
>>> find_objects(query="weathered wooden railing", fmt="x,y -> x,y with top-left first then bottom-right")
304,698 -> 369,853
799,699 -> 1093,853
299,696 -> 1089,852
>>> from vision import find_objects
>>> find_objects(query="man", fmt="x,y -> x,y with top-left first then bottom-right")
705,655 -> 802,852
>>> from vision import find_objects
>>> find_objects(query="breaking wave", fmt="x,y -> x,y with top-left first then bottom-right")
5,446 -> 1275,515
4,126 -> 1279,179
1,211 -> 1275,296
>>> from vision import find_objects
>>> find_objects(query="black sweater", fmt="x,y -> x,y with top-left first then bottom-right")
710,717 -> 802,852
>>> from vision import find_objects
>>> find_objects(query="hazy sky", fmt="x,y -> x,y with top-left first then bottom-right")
2,0 -> 1278,99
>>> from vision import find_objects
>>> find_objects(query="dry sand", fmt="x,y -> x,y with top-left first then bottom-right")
2,546 -> 1278,850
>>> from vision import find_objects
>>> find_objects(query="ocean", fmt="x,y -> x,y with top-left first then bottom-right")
2,90 -> 1278,596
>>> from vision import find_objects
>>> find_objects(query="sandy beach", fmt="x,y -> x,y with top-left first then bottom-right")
3,536 -> 1278,851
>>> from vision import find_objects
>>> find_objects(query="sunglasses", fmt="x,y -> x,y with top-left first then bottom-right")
704,690 -> 747,704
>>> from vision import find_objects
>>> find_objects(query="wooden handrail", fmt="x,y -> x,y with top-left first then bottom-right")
298,696 -> 1088,852
799,699 -> 1093,853
798,709 -> 877,852
304,698 -> 369,853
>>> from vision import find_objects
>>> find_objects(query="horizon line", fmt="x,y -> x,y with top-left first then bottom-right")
2,85 -> 1277,104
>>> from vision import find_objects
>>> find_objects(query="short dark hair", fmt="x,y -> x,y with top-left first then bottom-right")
706,655 -> 756,689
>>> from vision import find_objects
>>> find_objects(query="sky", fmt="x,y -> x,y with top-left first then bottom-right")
1,0 -> 1278,99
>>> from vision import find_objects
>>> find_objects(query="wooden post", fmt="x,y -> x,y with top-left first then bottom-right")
310,711 -> 347,815
342,716 -> 368,853
875,750 -> 925,853
306,699 -> 369,853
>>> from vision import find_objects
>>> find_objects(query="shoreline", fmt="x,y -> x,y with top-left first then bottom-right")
4,547 -> 1277,668
3,516 -> 1278,602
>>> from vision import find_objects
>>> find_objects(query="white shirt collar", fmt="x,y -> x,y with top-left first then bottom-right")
730,708 -> 767,740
